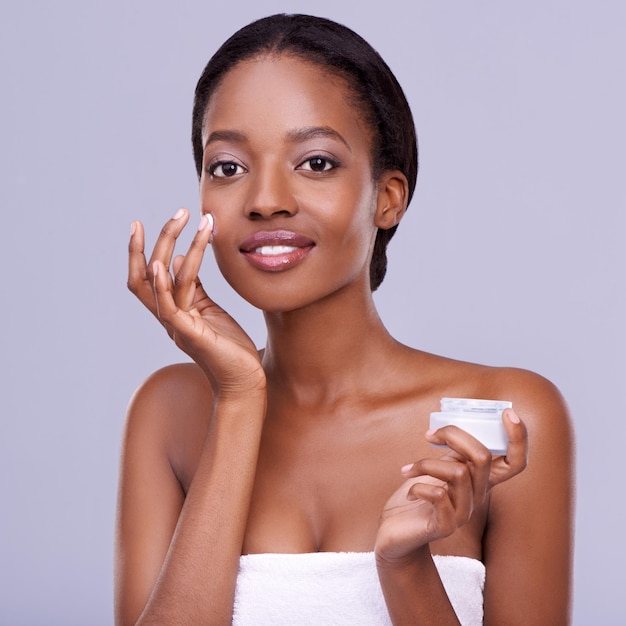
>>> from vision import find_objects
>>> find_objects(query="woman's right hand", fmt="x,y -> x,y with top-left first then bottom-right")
127,208 -> 265,398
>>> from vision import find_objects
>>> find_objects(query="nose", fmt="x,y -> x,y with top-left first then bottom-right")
244,163 -> 298,220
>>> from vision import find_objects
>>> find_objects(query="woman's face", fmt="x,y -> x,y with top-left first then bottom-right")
200,54 -> 382,312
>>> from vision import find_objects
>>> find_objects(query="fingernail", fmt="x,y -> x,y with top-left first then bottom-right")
425,428 -> 437,438
401,463 -> 413,474
198,213 -> 213,232
130,221 -> 137,236
173,208 -> 186,220
507,409 -> 521,424
152,262 -> 159,278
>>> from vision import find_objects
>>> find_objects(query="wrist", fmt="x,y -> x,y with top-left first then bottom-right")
212,387 -> 267,416
375,543 -> 432,573
201,367 -> 267,402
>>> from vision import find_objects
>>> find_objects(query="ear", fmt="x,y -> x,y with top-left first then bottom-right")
374,170 -> 409,230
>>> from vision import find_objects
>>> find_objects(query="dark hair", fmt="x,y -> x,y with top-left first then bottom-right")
191,14 -> 418,291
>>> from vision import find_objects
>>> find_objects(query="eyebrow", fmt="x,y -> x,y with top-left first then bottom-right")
286,126 -> 351,151
204,129 -> 248,147
204,126 -> 351,151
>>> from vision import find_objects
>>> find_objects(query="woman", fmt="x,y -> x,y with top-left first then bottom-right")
117,14 -> 574,625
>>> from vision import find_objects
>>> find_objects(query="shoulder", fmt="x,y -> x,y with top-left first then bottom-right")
412,348 -> 568,405
405,348 -> 574,453
411,348 -> 572,439
469,362 -> 574,457
123,363 -> 213,482
480,366 -> 573,453
481,365 -> 574,529
127,362 -> 213,419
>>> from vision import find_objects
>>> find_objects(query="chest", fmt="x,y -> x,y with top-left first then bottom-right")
243,427 -> 406,553
241,402 -> 487,556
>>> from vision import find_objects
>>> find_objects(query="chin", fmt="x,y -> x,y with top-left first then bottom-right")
215,248 -> 371,313
228,280 -> 325,314
228,273 -> 368,316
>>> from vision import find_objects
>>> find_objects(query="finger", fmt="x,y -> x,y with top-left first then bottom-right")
406,482 -> 457,538
152,259 -> 182,326
488,409 -> 528,487
150,260 -> 175,335
173,255 -> 213,312
128,221 -> 159,314
174,214 -> 214,310
424,425 -> 492,500
152,259 -> 213,347
128,220 -> 146,292
146,208 -> 190,271
402,459 -> 474,524
171,254 -> 185,277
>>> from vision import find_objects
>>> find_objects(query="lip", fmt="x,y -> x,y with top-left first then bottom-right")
239,230 -> 315,272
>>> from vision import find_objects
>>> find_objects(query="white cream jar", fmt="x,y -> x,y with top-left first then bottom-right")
429,398 -> 512,454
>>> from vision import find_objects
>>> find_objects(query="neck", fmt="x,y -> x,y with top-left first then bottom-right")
261,281 -> 399,406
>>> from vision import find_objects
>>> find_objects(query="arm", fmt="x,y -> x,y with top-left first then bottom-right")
482,373 -> 574,625
116,209 -> 267,624
376,546 -> 462,625
115,369 -> 265,625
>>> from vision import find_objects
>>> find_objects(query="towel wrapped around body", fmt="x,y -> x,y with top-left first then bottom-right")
233,551 -> 485,625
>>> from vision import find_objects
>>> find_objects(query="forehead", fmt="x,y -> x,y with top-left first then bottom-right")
201,54 -> 372,150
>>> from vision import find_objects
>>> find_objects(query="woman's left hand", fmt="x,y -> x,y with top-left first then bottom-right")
375,409 -> 528,564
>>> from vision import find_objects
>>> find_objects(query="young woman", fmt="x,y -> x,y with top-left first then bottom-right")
117,14 -> 574,625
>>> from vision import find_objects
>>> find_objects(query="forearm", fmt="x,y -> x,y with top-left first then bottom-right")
135,393 -> 266,625
376,547 -> 461,626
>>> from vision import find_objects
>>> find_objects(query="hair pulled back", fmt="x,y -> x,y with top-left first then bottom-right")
192,14 -> 418,291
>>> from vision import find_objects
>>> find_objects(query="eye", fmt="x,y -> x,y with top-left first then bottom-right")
298,156 -> 339,173
207,160 -> 246,179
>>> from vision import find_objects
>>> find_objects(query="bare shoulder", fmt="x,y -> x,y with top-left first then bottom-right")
480,365 -> 574,454
483,365 -> 575,519
406,348 -> 573,446
124,363 -> 213,485
400,348 -> 575,471
127,362 -> 212,418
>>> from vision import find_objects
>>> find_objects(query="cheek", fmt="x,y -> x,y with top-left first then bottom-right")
314,184 -> 378,247
198,194 -> 240,281
304,168 -> 376,214
200,185 -> 241,236
209,239 -> 245,299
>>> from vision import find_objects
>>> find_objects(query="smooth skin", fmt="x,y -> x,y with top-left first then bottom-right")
117,55 -> 574,625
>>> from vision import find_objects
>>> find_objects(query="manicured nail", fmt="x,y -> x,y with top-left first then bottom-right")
425,428 -> 437,438
130,221 -> 137,236
401,463 -> 413,474
506,409 -> 521,424
173,208 -> 186,220
198,213 -> 213,231
152,262 -> 159,278
199,214 -> 214,243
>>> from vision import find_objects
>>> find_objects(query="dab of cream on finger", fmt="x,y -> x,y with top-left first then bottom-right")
199,213 -> 215,239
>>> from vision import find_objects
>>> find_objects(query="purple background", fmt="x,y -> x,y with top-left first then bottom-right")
1,1 -> 624,623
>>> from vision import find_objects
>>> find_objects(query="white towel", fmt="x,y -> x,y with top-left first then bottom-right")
233,551 -> 485,625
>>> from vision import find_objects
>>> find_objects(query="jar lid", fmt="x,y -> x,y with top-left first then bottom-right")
440,398 -> 512,413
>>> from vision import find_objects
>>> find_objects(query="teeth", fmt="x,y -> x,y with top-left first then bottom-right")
253,245 -> 298,256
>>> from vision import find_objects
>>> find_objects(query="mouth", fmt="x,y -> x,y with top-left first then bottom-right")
239,230 -> 315,271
